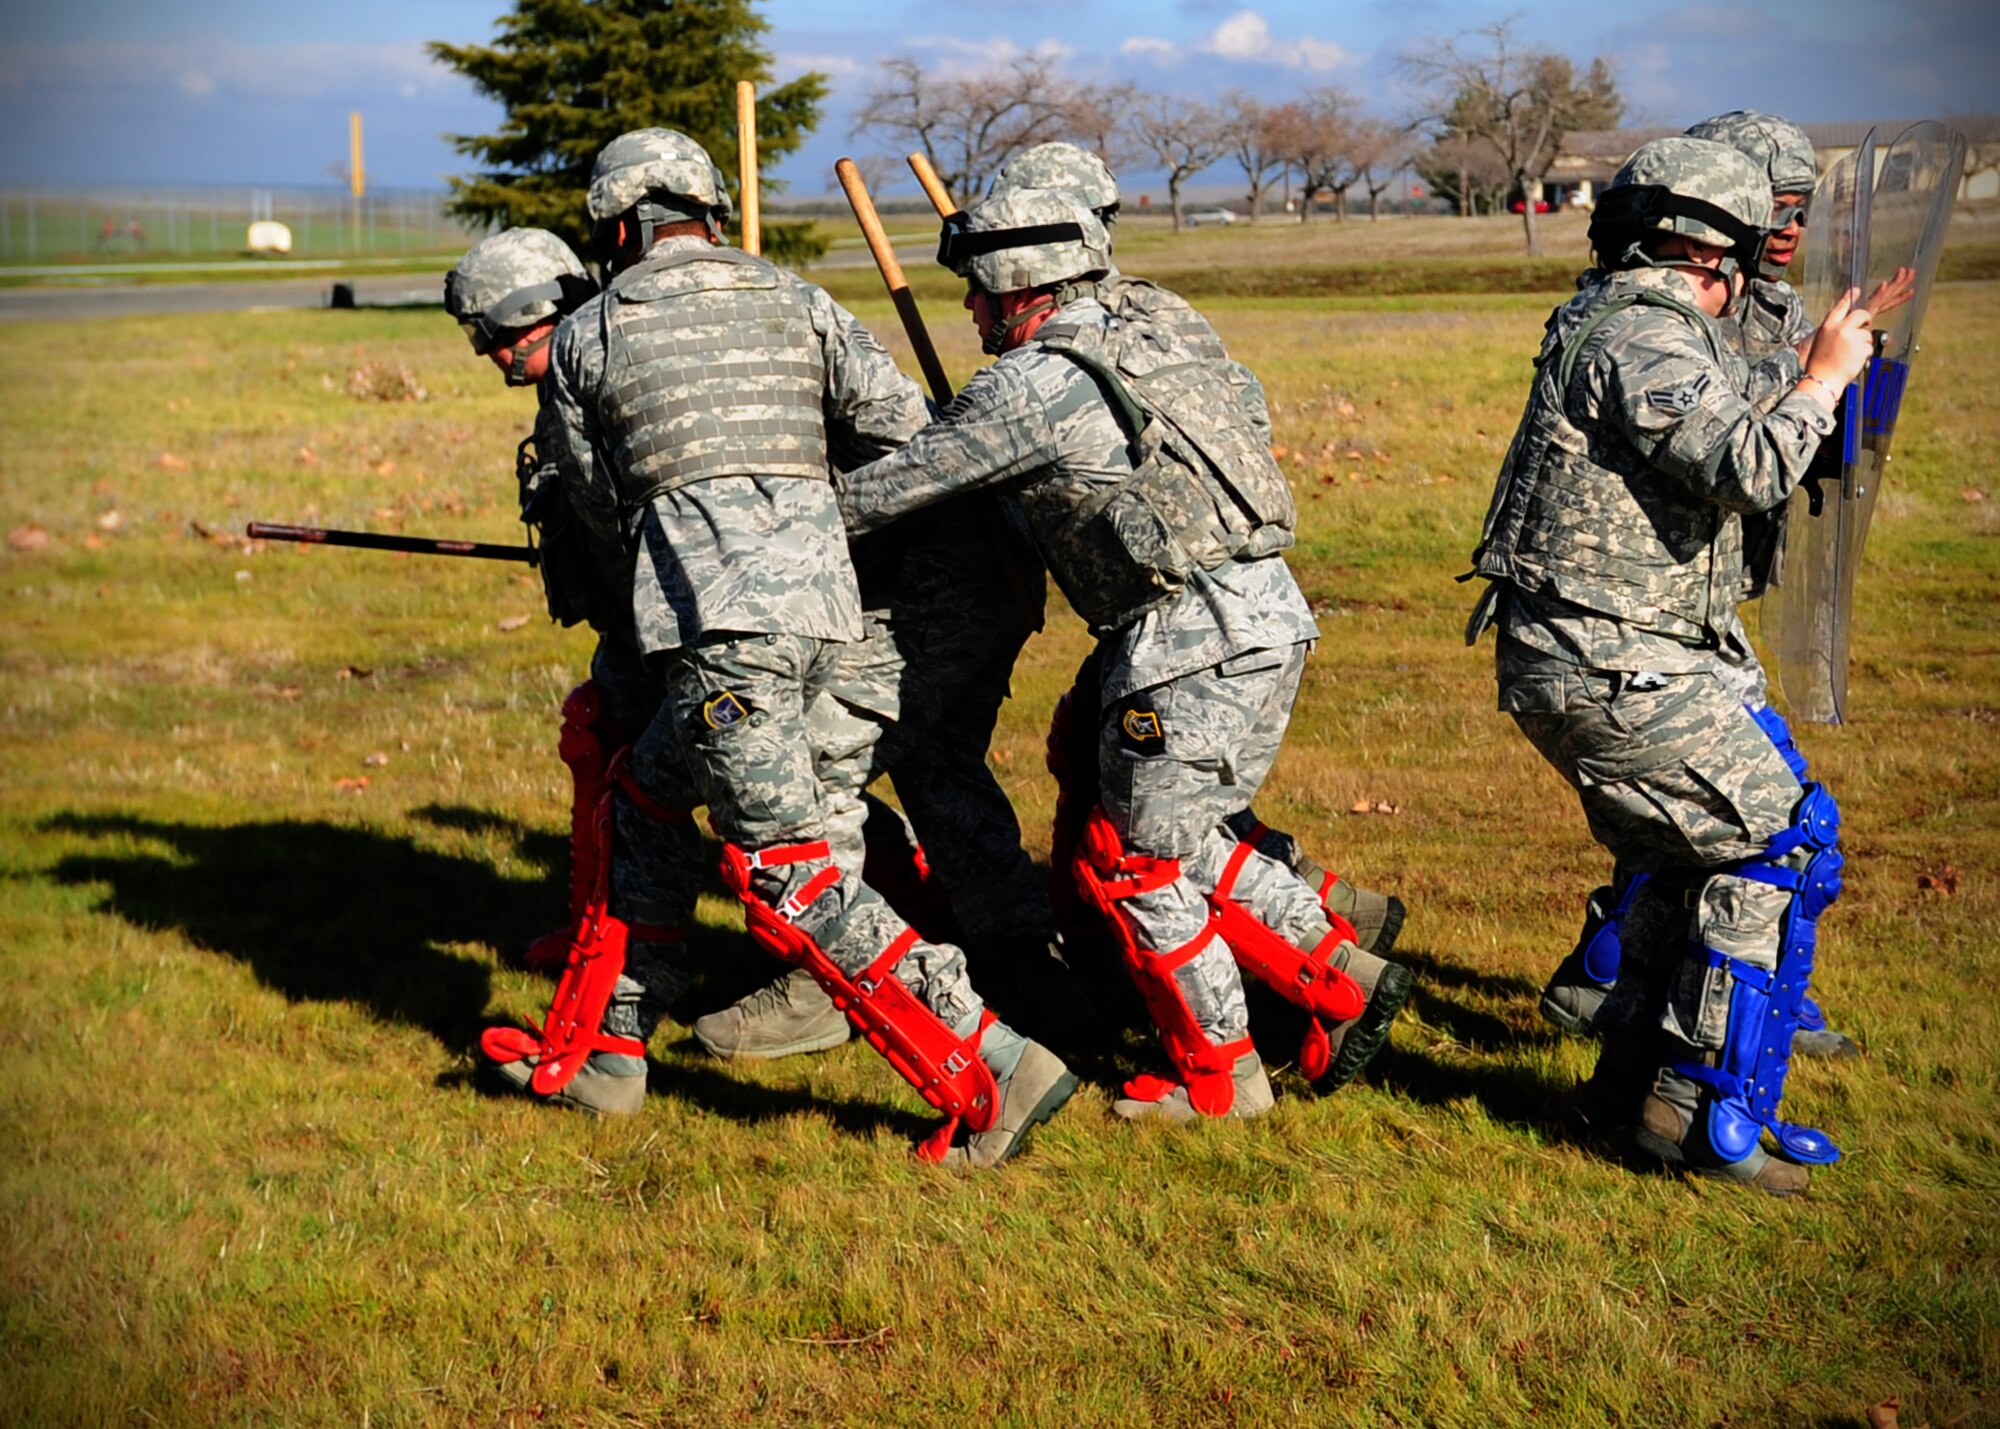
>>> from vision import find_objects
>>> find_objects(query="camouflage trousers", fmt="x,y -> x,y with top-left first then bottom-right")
1099,641 -> 1342,1044
635,631 -> 988,1036
1497,636 -> 1808,1052
875,603 -> 1052,952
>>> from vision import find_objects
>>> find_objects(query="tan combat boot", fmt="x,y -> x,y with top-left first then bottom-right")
1112,1050 -> 1276,1122
1321,876 -> 1407,956
933,1039 -> 1080,1168
692,966 -> 852,1061
1318,945 -> 1415,1089
491,1054 -> 648,1117
1632,1083 -> 1811,1198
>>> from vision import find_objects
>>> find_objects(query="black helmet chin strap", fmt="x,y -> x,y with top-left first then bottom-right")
505,329 -> 555,385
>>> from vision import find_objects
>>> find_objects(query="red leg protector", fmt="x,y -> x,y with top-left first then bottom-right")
1210,841 -> 1365,1081
717,840 -> 1000,1158
482,770 -> 653,1095
1045,684 -> 1099,946
524,682 -> 690,972
1075,808 -> 1253,1115
1238,817 -> 1360,932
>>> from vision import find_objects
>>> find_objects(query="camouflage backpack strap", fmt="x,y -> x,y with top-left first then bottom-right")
1037,330 -> 1150,466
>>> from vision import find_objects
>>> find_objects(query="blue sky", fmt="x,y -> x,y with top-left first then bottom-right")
1,0 -> 1994,190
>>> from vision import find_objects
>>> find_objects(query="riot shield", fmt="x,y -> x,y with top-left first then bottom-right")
1763,131 -> 1873,724
1765,124 -> 1965,723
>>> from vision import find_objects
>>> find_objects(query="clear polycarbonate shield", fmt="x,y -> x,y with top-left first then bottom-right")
1763,131 -> 1874,724
1764,125 -> 1965,723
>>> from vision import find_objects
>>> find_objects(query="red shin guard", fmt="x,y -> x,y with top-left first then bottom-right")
1075,808 -> 1252,1114
1211,841 -> 1364,1080
717,840 -> 999,1157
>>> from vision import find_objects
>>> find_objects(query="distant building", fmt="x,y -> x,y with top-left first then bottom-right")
1546,117 -> 2000,207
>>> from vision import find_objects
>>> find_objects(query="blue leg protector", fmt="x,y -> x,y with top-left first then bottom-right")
1579,874 -> 1648,986
1675,783 -> 1844,1168
1746,704 -> 1832,1038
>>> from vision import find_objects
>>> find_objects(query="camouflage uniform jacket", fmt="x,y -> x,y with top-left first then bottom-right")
543,235 -> 926,653
1735,276 -> 1814,412
1469,267 -> 1834,672
838,298 -> 1316,701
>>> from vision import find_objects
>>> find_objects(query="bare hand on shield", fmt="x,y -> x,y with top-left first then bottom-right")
1864,265 -> 1918,320
1801,288 -> 1874,398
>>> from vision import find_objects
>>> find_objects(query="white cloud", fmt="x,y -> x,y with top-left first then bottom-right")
176,68 -> 215,98
774,50 -> 863,80
1130,10 -> 1358,73
0,36 -> 455,104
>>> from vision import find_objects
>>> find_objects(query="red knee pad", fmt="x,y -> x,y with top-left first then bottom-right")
718,840 -> 999,1155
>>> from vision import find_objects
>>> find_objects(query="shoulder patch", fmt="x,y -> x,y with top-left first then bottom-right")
1645,371 -> 1714,416
1118,706 -> 1164,752
702,690 -> 751,730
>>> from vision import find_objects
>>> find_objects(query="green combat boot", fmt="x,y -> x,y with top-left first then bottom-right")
693,966 -> 852,1061
1318,945 -> 1416,1090
932,1038 -> 1080,1168
1112,1049 -> 1275,1122
1631,1068 -> 1810,1198
1321,876 -> 1407,957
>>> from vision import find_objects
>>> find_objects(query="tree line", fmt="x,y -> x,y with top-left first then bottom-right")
432,3 -> 1623,262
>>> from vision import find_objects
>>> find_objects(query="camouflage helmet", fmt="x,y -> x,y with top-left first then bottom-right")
444,228 -> 593,354
938,186 -> 1113,294
1685,110 -> 1817,196
991,142 -> 1121,220
586,127 -> 733,224
1590,136 -> 1771,264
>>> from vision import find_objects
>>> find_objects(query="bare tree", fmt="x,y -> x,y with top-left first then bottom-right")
1061,81 -> 1143,170
1280,88 -> 1362,223
1414,132 -> 1511,215
1352,119 -> 1417,220
1403,19 -> 1622,252
853,53 -> 1072,206
1220,92 -> 1288,223
1127,95 -> 1229,232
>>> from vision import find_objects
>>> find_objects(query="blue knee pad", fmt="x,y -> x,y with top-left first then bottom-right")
1676,782 -> 1844,1167
1579,875 -> 1647,986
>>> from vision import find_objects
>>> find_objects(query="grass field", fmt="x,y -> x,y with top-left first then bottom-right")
1,254 -> 1996,1426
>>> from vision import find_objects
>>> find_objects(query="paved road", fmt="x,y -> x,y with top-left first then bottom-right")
0,274 -> 445,324
0,236 -> 936,323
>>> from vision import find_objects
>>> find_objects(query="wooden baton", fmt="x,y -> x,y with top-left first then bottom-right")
907,152 -> 957,218
736,80 -> 761,257
834,156 -> 952,406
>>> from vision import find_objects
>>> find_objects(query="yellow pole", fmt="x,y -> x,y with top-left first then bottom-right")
735,82 -> 760,256
349,112 -> 365,251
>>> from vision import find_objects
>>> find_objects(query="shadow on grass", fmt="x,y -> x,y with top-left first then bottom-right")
42,809 -> 544,1052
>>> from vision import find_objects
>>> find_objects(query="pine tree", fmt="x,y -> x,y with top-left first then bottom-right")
430,0 -> 829,265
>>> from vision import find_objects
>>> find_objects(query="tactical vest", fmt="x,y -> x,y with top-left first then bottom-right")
596,245 -> 828,509
1026,311 -> 1295,633
1102,275 -> 1227,361
1471,273 -> 1746,645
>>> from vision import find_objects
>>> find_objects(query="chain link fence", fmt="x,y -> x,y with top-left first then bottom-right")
0,184 -> 487,268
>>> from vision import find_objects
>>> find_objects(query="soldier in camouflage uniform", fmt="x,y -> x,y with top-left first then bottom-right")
838,188 -> 1416,1120
1465,137 -> 1877,1193
536,129 -> 1075,1166
989,142 -> 1406,960
1533,115 -> 1860,1061
446,229 -> 707,1117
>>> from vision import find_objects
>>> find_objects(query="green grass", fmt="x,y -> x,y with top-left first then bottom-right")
2,280 -> 1997,1427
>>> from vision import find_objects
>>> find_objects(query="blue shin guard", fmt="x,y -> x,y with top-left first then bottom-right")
1579,875 -> 1647,985
1675,783 -> 1844,1167
1746,705 -> 1836,1038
